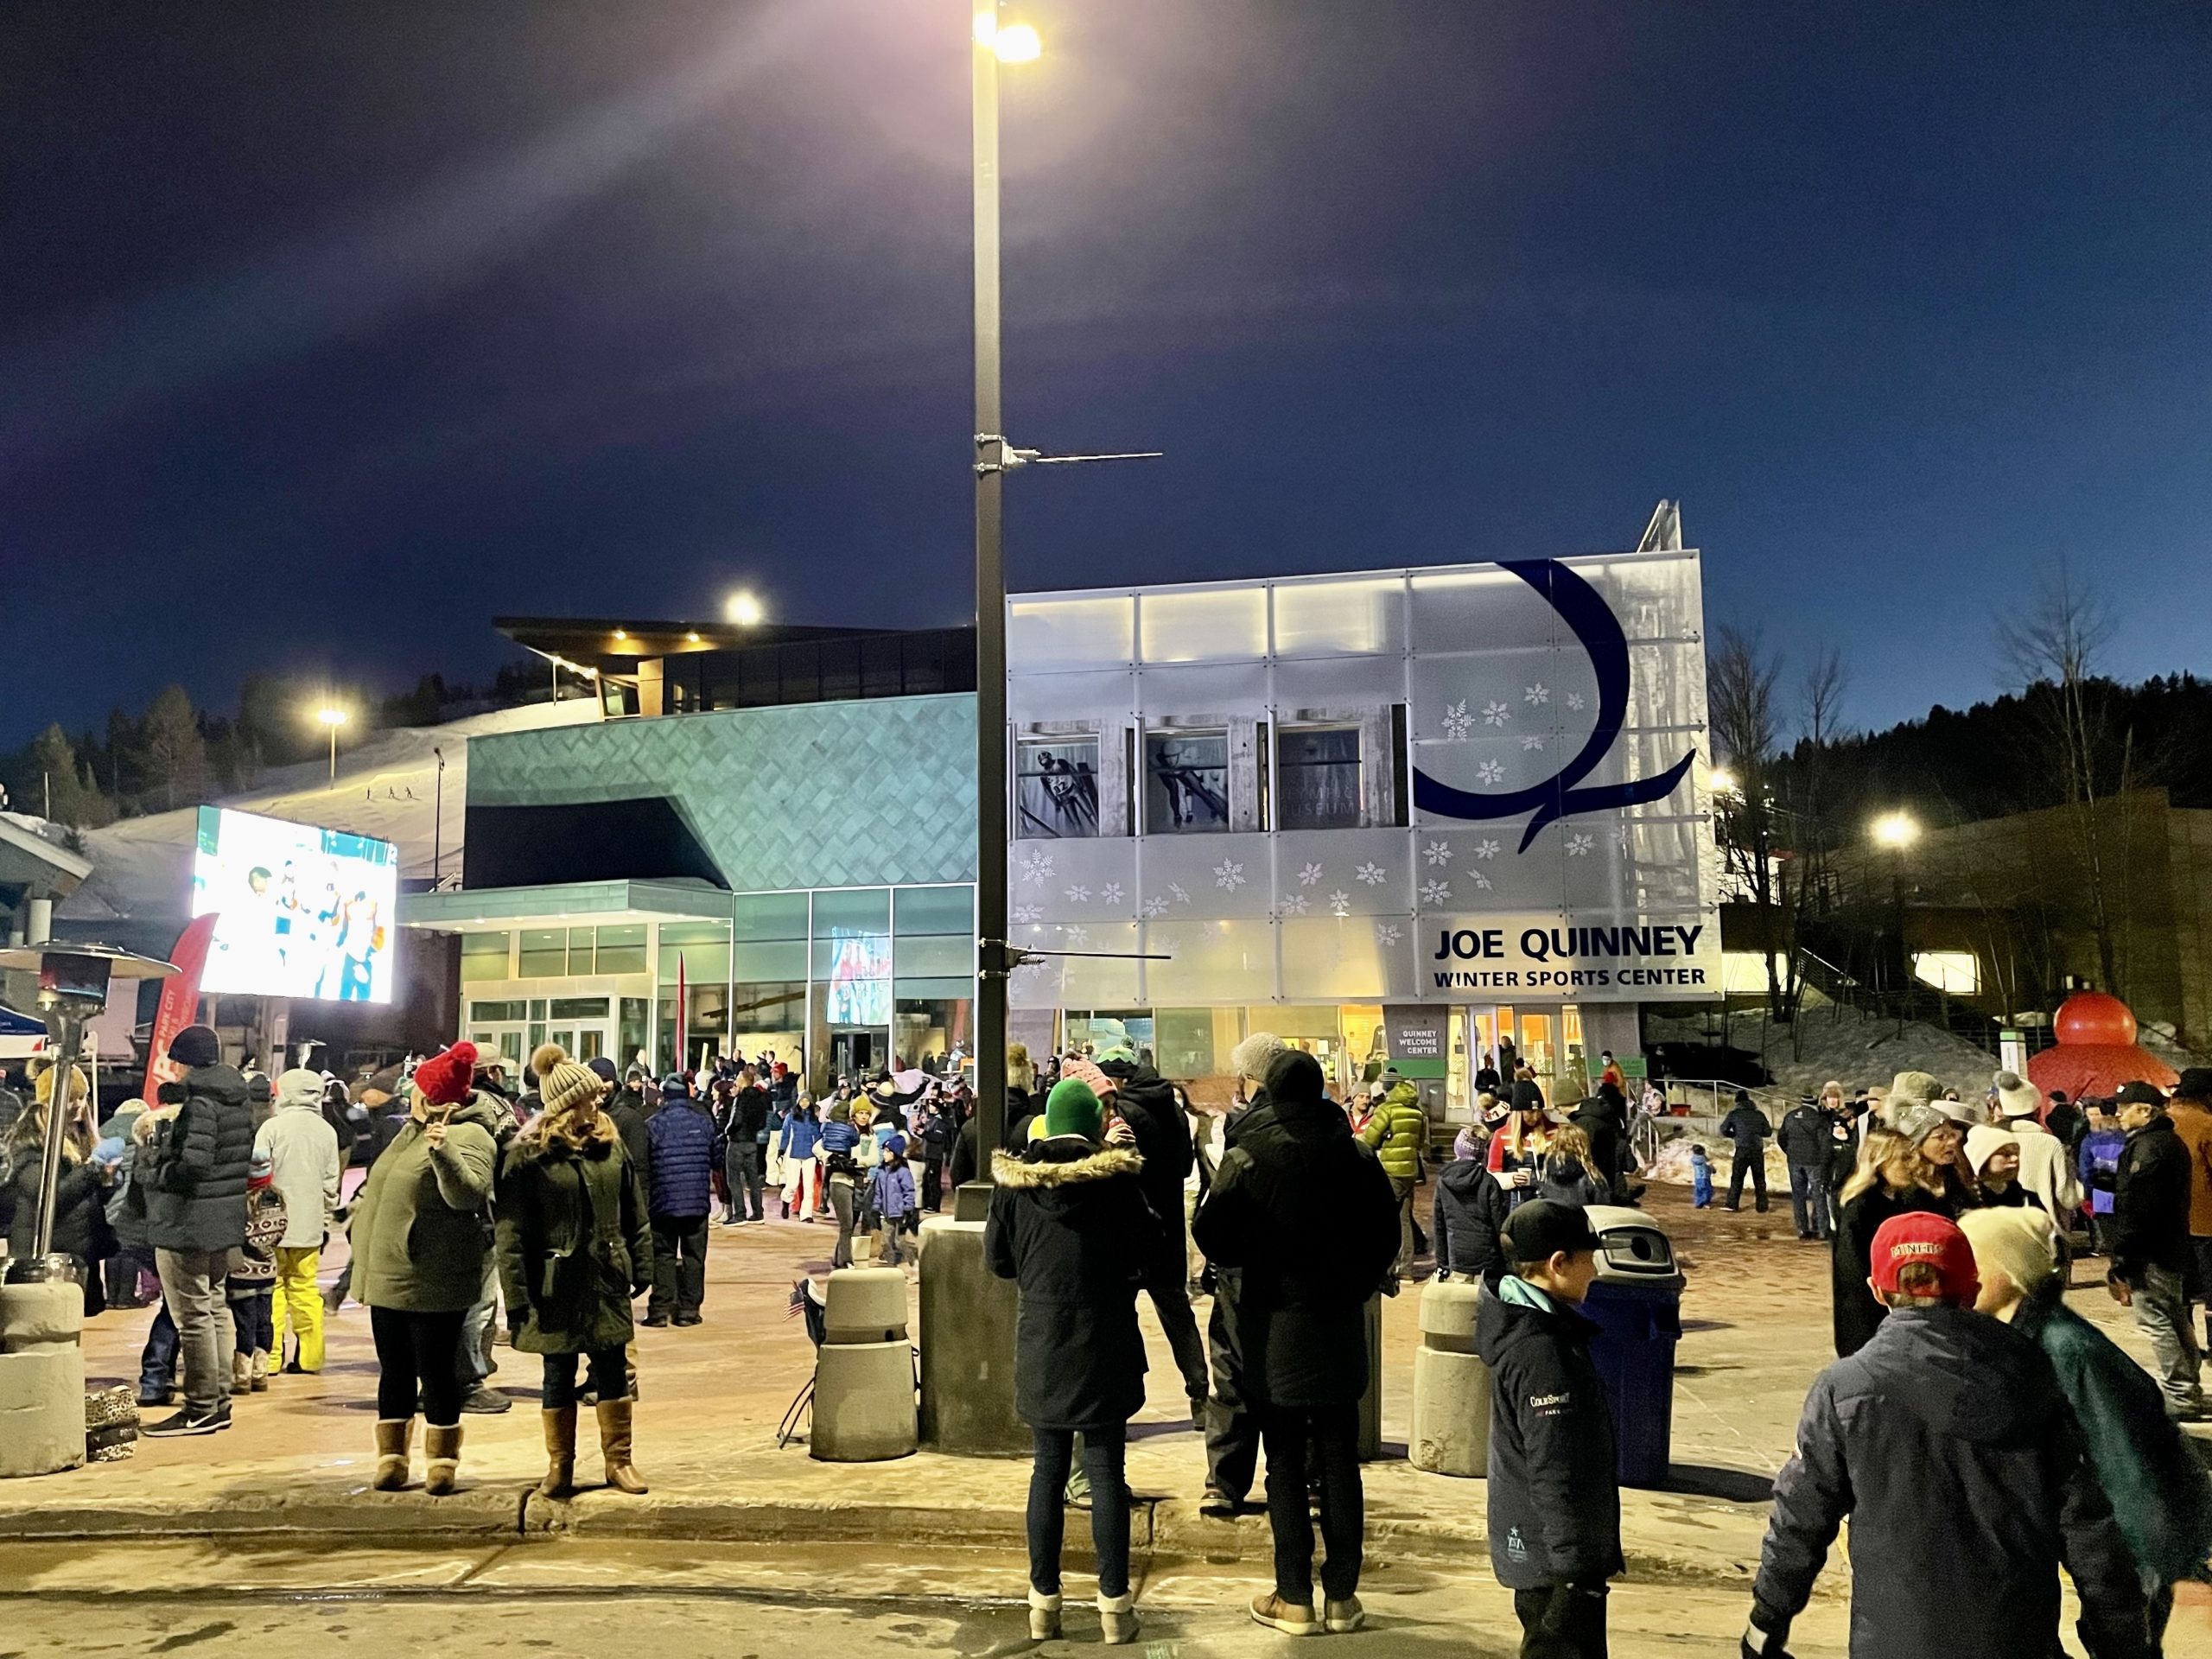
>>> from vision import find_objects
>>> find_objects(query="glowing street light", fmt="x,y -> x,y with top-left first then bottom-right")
1871,810 -> 1920,851
312,704 -> 349,782
1708,767 -> 1739,798
724,590 -> 766,627
989,19 -> 1041,62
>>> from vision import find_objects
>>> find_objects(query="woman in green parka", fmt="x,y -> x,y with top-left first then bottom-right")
1963,1206 -> 2212,1654
498,1045 -> 655,1497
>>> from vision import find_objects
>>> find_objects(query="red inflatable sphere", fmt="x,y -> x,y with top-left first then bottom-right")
2053,991 -> 2136,1047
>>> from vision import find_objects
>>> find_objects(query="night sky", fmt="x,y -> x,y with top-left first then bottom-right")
6,1 -> 2207,746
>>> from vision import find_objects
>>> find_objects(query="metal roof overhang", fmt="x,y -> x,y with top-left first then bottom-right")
397,880 -> 734,933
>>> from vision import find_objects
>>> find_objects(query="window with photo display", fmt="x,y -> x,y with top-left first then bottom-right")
1016,736 -> 1103,839
1144,730 -> 1230,833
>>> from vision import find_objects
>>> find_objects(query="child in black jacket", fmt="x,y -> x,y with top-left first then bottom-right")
1472,1199 -> 1622,1659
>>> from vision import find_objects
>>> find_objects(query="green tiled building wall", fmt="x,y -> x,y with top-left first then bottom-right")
467,695 -> 978,891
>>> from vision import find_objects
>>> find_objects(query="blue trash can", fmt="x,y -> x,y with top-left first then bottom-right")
1579,1206 -> 1685,1489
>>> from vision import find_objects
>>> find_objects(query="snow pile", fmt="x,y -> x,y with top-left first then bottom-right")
57,699 -> 600,924
1647,1001 -> 1999,1102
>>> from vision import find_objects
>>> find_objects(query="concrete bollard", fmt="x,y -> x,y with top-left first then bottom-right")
811,1267 -> 917,1462
0,1281 -> 86,1479
1410,1276 -> 1491,1477
915,1211 -> 1027,1456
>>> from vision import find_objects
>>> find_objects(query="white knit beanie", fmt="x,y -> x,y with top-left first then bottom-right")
1958,1207 -> 2059,1300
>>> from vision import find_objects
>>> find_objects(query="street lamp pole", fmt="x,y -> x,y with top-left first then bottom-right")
971,6 -> 1009,1174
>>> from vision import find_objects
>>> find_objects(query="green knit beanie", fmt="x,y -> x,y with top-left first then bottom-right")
1043,1078 -> 1103,1141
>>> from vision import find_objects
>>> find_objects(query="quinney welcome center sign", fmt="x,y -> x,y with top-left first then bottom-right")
1002,550 -> 1724,1011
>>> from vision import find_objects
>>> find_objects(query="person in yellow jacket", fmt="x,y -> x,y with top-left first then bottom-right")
1359,1073 -> 1429,1278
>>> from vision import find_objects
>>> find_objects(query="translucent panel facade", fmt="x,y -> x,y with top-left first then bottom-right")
1007,551 -> 1722,1010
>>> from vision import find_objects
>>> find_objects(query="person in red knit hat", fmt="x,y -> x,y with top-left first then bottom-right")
346,1042 -> 503,1495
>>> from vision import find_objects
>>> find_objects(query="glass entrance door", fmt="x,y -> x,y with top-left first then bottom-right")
548,1024 -> 611,1065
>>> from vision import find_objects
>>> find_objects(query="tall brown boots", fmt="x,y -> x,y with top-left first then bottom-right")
596,1398 -> 648,1494
538,1405 -> 578,1498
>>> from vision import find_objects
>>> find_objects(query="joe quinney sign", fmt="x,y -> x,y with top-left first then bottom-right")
1427,917 -> 1717,997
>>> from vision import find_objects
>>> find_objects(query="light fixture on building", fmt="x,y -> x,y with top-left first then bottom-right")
1708,767 -> 1738,797
725,591 -> 766,627
613,628 -> 627,641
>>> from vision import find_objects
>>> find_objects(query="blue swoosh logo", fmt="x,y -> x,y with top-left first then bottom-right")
1412,558 -> 1697,851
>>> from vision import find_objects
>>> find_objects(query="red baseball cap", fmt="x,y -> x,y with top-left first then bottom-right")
1869,1212 -> 1979,1305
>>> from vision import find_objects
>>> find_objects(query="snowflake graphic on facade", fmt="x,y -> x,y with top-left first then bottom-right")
1298,861 -> 1325,887
1013,903 -> 1044,924
1565,833 -> 1595,857
1420,879 -> 1452,906
1354,861 -> 1387,886
1327,889 -> 1351,917
1565,691 -> 1586,711
1100,882 -> 1125,906
1475,838 -> 1501,859
1281,893 -> 1310,917
1019,851 -> 1055,885
1140,895 -> 1170,919
1169,882 -> 1192,906
1374,923 -> 1402,949
1064,884 -> 1092,903
1613,827 -> 1633,850
1065,925 -> 1090,945
1476,759 -> 1506,785
1213,860 -> 1247,892
1483,700 -> 1512,728
1520,734 -> 1546,752
1441,699 -> 1473,741
1524,683 -> 1549,705
1471,870 -> 1494,891
1422,839 -> 1452,868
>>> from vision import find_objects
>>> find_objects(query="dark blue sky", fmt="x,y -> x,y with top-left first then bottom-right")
5,0 -> 2207,746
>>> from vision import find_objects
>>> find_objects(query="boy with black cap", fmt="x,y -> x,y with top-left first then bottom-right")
1473,1198 -> 1620,1658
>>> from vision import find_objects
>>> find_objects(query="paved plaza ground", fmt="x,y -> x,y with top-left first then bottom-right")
3,1185 -> 2205,1656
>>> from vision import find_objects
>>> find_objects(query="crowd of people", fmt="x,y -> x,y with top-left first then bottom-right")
4,1027 -> 2209,1655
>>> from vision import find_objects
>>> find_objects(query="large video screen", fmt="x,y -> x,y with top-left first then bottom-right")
191,806 -> 399,1002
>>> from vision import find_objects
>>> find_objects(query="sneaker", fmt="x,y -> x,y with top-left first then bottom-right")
1323,1596 -> 1365,1634
641,1313 -> 671,1328
1249,1592 -> 1319,1637
458,1383 -> 512,1415
1199,1485 -> 1238,1518
672,1313 -> 702,1327
144,1406 -> 226,1439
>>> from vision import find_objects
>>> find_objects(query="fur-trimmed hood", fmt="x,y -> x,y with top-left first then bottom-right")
991,1141 -> 1145,1189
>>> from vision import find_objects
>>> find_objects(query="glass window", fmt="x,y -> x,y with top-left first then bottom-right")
1009,595 -> 1135,670
894,885 -> 973,936
1016,737 -> 1102,839
733,940 -> 807,980
893,934 -> 971,979
530,999 -> 548,1020
548,996 -> 610,1020
467,999 -> 528,1023
731,980 -> 808,1034
1138,586 -> 1266,664
658,920 -> 731,987
619,998 -> 651,1073
1144,731 -> 1230,833
893,996 -> 970,1071
1276,726 -> 1363,830
518,928 -> 566,977
813,887 -> 891,1021
594,923 -> 647,976
734,892 -> 810,942
1273,577 -> 1405,658
566,926 -> 596,976
460,931 -> 512,983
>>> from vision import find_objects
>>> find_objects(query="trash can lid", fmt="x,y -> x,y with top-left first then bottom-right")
1581,1205 -> 1681,1284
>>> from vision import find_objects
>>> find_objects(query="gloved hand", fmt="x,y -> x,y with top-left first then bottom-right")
1540,1582 -> 1605,1637
1741,1603 -> 1794,1658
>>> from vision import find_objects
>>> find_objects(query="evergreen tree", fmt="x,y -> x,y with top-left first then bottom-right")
138,684 -> 209,811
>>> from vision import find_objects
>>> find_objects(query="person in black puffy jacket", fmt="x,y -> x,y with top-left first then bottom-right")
644,1075 -> 715,1325
1194,1051 -> 1399,1637
141,1027 -> 257,1433
1096,1052 -> 1210,1419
